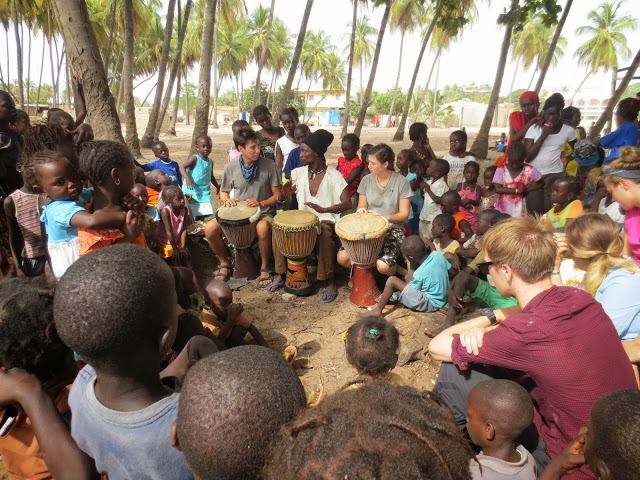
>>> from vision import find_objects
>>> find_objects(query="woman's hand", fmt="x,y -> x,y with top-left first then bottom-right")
554,237 -> 570,272
356,208 -> 368,214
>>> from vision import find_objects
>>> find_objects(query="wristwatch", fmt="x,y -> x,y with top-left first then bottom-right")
479,307 -> 497,326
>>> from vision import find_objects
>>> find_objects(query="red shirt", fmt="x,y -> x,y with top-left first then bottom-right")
337,155 -> 367,197
452,286 -> 636,479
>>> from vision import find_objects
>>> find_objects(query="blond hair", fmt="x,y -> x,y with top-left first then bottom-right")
480,216 -> 556,283
565,213 -> 639,295
606,147 -> 640,185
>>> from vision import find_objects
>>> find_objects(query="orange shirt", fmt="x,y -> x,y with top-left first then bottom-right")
78,227 -> 147,255
542,199 -> 584,231
146,187 -> 160,208
0,370 -> 79,480
452,211 -> 467,239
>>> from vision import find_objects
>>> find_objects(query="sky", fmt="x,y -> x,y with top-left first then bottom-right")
2,0 -> 639,103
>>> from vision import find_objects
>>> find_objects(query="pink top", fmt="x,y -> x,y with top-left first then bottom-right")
624,207 -> 640,265
493,164 -> 541,218
458,182 -> 479,232
10,189 -> 46,258
156,206 -> 186,246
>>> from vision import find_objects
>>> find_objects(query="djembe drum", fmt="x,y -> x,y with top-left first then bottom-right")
216,202 -> 261,279
272,210 -> 319,296
336,213 -> 389,307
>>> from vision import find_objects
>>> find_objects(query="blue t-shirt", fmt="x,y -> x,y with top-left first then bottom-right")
283,147 -> 303,178
600,121 -> 639,163
69,365 -> 193,480
596,268 -> 640,341
409,251 -> 451,309
405,172 -> 424,213
143,158 -> 183,186
40,189 -> 92,243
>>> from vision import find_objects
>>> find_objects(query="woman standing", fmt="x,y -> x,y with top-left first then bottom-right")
337,144 -> 411,276
524,93 -> 576,214
497,91 -> 540,167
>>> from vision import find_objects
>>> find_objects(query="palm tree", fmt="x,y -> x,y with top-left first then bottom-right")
191,0 -> 217,152
386,0 -> 421,127
354,1 -> 390,137
123,0 -> 142,157
217,20 -> 252,115
140,0 -> 176,148
300,31 -> 334,118
52,0 -> 123,142
274,0 -> 314,124
534,0 -> 572,93
573,0 -> 637,128
265,21 -> 293,111
341,0 -> 358,136
250,0 -> 276,120
347,15 -> 377,93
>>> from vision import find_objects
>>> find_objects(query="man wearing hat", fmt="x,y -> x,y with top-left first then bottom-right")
267,129 -> 352,303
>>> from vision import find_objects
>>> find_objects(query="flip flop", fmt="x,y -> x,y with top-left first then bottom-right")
283,345 -> 298,365
213,264 -> 233,282
320,288 -> 338,303
266,276 -> 284,293
256,268 -> 273,288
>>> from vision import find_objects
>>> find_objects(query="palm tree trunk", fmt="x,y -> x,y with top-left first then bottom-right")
591,49 -> 640,138
386,29 -> 405,128
211,75 -> 223,127
35,39 -> 45,111
354,1 -> 391,137
266,70 -> 276,111
53,0 -> 124,141
4,27 -> 11,96
534,0 -> 572,94
527,68 -> 537,91
26,23 -> 31,107
190,0 -> 218,152
103,0 -> 118,75
168,68 -> 181,135
341,0 -> 357,136
432,54 -> 441,119
123,0 -> 142,158
606,66 -> 617,132
211,0 -> 219,129
570,71 -> 590,104
416,49 -> 440,115
65,56 -> 71,110
508,56 -> 520,104
11,2 -> 24,109
185,72 -> 191,125
470,0 -> 517,159
235,74 -> 241,118
54,50 -> 66,108
393,17 -> 437,141
154,0 -> 192,140
251,0 -> 276,121
140,0 -> 176,148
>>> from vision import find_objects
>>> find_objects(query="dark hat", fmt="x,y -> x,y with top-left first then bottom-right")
303,129 -> 334,157
574,139 -> 600,167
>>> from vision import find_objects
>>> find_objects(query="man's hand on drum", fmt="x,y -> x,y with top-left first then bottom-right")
305,202 -> 325,214
245,198 -> 260,208
223,198 -> 238,207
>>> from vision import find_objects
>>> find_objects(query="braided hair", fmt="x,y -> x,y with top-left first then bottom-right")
346,316 -> 399,375
264,382 -> 474,480
78,140 -> 134,186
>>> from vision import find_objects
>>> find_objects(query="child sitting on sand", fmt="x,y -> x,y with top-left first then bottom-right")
441,190 -> 474,243
157,186 -> 191,266
541,176 -> 583,232
480,165 -> 498,210
467,380 -> 537,479
202,279 -> 269,348
344,316 -> 404,388
456,161 -> 482,231
425,213 -> 460,256
366,235 -> 450,316
145,168 -> 172,220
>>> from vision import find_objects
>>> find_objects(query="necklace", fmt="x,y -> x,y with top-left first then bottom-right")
376,173 -> 392,190
309,166 -> 326,180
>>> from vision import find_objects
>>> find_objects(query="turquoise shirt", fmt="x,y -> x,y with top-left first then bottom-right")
182,154 -> 213,204
409,251 -> 451,309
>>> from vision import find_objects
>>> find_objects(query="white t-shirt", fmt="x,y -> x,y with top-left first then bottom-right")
419,177 -> 449,222
524,124 -> 576,175
443,153 -> 476,189
291,166 -> 347,224
598,198 -> 625,227
276,136 -> 298,166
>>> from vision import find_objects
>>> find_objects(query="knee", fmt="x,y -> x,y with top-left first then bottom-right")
376,260 -> 395,276
256,220 -> 271,238
337,250 -> 350,267
204,219 -> 220,240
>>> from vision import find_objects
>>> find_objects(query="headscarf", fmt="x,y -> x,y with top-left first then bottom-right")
519,91 -> 540,106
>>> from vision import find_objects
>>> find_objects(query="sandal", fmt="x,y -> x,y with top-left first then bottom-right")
321,288 -> 338,303
256,268 -> 273,288
283,345 -> 298,365
213,263 -> 233,281
266,274 -> 285,293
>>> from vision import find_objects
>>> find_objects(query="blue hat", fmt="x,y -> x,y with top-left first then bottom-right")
573,139 -> 600,167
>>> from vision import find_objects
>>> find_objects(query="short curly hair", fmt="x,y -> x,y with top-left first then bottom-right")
0,277 -> 71,379
346,316 -> 399,375
264,382 -> 474,480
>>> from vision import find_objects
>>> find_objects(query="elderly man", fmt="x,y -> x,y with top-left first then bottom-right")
429,216 -> 636,479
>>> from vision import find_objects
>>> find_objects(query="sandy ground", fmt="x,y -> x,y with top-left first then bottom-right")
0,126 -> 500,480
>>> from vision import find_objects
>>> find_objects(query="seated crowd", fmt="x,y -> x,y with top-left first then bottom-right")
0,89 -> 639,479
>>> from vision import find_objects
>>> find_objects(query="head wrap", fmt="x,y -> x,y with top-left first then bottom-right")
303,129 -> 334,158
573,139 -> 600,167
519,91 -> 540,106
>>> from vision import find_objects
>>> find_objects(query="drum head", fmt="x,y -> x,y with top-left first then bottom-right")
216,202 -> 259,225
335,213 -> 389,240
274,210 -> 317,228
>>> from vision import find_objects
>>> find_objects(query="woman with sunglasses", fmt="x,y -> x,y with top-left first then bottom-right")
554,213 -> 640,341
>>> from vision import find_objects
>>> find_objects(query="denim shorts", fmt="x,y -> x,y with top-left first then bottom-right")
396,284 -> 437,312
